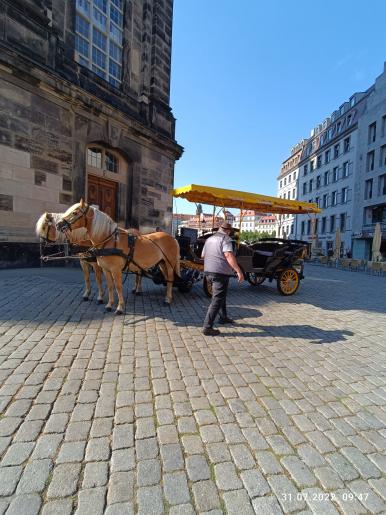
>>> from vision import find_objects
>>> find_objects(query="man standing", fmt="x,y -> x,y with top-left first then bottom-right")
201,222 -> 244,336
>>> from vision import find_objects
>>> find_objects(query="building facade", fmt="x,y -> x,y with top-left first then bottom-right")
351,66 -> 386,260
277,141 -> 305,239
295,96 -> 362,256
171,213 -> 192,236
255,214 -> 277,235
282,63 -> 386,259
0,0 -> 182,265
233,211 -> 278,236
175,210 -> 235,234
233,210 -> 259,232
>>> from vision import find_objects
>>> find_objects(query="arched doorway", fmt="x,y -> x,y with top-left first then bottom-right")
86,145 -> 128,221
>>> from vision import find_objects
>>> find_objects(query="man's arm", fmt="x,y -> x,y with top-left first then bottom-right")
224,252 -> 244,282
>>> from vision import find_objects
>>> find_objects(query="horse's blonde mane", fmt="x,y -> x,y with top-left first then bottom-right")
36,212 -> 50,238
36,212 -> 89,243
90,207 -> 118,240
70,227 -> 90,243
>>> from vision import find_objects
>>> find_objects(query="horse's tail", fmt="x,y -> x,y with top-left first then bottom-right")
174,238 -> 181,278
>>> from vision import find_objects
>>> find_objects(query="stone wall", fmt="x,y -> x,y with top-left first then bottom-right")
0,0 -> 182,262
0,71 -> 179,239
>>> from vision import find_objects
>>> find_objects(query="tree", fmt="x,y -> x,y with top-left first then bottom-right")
240,230 -> 276,242
196,203 -> 203,216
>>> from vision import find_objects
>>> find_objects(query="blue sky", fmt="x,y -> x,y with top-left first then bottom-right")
170,0 -> 386,214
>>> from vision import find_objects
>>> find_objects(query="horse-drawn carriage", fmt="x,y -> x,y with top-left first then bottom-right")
172,184 -> 321,297
37,185 -> 320,314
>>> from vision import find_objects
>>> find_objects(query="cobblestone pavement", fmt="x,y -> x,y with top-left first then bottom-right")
0,264 -> 385,514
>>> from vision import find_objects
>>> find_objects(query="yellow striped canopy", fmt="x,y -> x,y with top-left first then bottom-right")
171,184 -> 321,215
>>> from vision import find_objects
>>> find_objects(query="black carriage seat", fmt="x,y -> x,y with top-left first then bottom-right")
251,243 -> 294,268
237,244 -> 254,257
273,245 -> 291,257
252,249 -> 274,268
176,235 -> 203,263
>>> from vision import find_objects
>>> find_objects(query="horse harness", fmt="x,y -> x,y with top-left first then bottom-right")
82,228 -> 139,272
39,217 -> 96,262
41,209 -> 142,270
40,214 -> 62,244
85,230 -> 176,282
57,204 -> 90,233
57,207 -> 175,279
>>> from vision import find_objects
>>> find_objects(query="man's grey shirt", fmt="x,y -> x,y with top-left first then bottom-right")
201,231 -> 234,275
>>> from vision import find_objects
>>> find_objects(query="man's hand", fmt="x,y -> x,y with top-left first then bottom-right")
224,252 -> 244,283
235,269 -> 244,283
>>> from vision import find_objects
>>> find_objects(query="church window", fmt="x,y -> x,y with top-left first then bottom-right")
75,0 -> 124,88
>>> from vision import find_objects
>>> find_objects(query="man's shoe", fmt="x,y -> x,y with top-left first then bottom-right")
203,327 -> 221,336
218,318 -> 235,324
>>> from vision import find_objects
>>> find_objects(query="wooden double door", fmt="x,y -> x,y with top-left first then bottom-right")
87,175 -> 117,221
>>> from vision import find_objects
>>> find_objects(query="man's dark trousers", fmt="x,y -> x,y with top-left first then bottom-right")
203,273 -> 230,329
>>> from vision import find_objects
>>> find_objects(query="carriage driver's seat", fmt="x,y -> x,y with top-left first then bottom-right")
252,249 -> 274,268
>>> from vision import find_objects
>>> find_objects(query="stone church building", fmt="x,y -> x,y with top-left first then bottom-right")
0,0 -> 182,265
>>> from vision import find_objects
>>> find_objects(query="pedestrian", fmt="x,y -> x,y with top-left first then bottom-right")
201,222 -> 244,336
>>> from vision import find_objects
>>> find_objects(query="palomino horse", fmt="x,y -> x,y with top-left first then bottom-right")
57,200 -> 181,314
36,212 -> 105,304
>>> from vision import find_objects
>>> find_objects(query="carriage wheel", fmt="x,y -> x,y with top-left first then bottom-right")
203,276 -> 213,298
246,272 -> 265,286
277,268 -> 299,295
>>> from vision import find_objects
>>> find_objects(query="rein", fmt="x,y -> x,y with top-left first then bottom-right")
40,241 -> 97,263
89,226 -> 119,249
40,229 -> 71,262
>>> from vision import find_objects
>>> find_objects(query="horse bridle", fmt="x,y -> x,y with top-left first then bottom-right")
57,204 -> 90,233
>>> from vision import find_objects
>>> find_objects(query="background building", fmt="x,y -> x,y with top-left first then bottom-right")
351,67 -> 386,260
277,141 -> 305,239
281,63 -> 386,260
295,95 -> 362,256
171,213 -> 192,236
233,210 -> 259,232
255,214 -> 277,236
0,0 -> 182,266
174,210 -> 235,234
233,210 -> 277,238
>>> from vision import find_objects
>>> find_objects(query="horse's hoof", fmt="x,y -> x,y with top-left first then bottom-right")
83,296 -> 89,301
135,291 -> 142,296
131,288 -> 136,294
105,306 -> 112,312
97,299 -> 104,305
115,309 -> 124,315
163,300 -> 171,306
